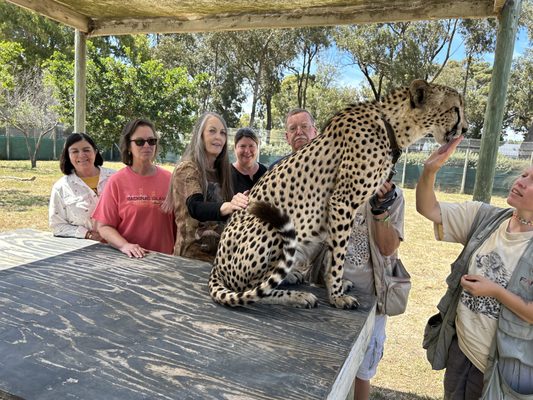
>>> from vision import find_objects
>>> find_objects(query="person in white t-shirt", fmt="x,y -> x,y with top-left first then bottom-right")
416,135 -> 533,399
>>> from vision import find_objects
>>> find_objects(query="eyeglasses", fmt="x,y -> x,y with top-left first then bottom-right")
287,124 -> 312,134
130,138 -> 158,146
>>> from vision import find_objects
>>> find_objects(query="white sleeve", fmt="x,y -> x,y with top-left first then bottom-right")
436,201 -> 484,245
48,180 -> 88,239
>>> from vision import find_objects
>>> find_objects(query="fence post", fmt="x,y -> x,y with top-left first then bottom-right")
460,147 -> 470,194
401,147 -> 408,187
6,128 -> 10,160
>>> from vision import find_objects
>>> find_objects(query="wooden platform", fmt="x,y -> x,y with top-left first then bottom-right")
0,229 -> 375,400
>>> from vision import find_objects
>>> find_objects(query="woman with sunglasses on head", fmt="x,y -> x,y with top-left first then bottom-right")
163,112 -> 248,263
49,133 -> 115,241
93,118 -> 175,258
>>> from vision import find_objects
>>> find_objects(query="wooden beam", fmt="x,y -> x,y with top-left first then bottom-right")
473,0 -> 522,203
5,0 -> 91,32
89,1 -> 498,36
74,30 -> 87,133
493,0 -> 507,13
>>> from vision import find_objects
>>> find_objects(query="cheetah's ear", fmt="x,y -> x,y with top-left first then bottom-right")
409,79 -> 430,108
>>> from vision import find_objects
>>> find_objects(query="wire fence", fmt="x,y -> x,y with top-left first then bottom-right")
2,127 -> 532,197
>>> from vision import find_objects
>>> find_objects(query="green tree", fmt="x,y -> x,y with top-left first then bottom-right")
153,33 -> 245,127
271,63 -> 359,132
0,67 -> 59,168
458,19 -> 496,98
222,29 -> 298,128
434,59 -> 492,139
45,43 -> 206,155
286,27 -> 332,109
505,49 -> 533,149
0,1 -> 72,69
0,40 -> 23,91
334,20 -> 458,100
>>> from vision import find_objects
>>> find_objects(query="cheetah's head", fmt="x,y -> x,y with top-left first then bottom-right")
408,79 -> 468,145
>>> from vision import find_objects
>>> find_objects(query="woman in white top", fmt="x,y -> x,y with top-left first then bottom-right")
49,133 -> 114,241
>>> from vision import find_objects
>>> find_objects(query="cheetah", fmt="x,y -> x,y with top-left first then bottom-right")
209,79 -> 468,309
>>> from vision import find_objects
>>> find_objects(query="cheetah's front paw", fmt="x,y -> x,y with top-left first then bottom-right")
290,291 -> 318,308
330,294 -> 359,309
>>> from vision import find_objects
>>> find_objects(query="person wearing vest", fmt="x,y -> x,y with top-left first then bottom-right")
416,135 -> 533,400
343,179 -> 405,400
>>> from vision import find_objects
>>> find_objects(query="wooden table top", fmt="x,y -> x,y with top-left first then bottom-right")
0,230 -> 375,400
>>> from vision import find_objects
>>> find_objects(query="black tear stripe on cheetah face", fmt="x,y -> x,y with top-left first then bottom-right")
209,79 -> 468,309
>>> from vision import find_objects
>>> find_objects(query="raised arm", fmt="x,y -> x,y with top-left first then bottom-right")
416,136 -> 464,224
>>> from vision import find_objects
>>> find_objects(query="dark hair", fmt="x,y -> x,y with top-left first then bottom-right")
234,127 -> 259,146
60,133 -> 103,175
119,118 -> 158,166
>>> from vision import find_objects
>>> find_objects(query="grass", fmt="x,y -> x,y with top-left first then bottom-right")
0,159 -> 510,399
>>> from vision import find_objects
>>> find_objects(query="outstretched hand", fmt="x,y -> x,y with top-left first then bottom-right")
424,136 -> 464,174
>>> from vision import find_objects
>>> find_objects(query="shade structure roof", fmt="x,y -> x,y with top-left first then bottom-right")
7,0 -> 505,37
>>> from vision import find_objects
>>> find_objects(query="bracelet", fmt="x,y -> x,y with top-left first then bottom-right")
373,212 -> 391,223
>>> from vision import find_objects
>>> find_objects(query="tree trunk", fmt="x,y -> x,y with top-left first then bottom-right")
265,95 -> 273,131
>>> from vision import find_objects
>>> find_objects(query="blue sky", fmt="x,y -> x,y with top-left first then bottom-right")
334,27 -> 530,88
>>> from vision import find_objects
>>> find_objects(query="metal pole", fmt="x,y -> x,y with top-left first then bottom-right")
401,147 -> 408,187
473,0 -> 522,203
460,147 -> 470,194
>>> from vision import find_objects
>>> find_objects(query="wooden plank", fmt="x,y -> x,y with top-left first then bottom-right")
6,0 -> 499,36
89,1 -> 497,36
0,229 -> 93,270
5,0 -> 91,32
493,0 -> 507,13
0,233 -> 374,400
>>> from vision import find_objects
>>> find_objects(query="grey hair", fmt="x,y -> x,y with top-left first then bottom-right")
162,112 -> 233,213
284,108 -> 316,129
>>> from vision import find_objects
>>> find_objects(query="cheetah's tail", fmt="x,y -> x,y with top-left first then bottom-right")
208,201 -> 297,307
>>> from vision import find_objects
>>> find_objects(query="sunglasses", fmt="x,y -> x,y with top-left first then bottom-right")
130,138 -> 158,146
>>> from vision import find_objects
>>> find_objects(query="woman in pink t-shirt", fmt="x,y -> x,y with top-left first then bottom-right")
93,118 -> 175,258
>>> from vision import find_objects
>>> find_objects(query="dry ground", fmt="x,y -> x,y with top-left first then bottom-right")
0,160 -> 509,400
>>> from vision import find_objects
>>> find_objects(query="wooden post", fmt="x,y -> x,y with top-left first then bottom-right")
74,30 -> 87,133
460,147 -> 470,194
473,0 -> 522,203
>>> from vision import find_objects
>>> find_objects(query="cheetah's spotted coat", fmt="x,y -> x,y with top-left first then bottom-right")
209,80 -> 468,309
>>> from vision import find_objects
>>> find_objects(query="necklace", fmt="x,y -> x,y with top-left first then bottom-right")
513,211 -> 533,226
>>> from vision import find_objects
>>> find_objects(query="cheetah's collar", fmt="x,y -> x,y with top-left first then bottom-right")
381,116 -> 402,164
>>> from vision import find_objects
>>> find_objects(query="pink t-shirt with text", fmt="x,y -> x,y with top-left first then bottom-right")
92,166 -> 175,254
